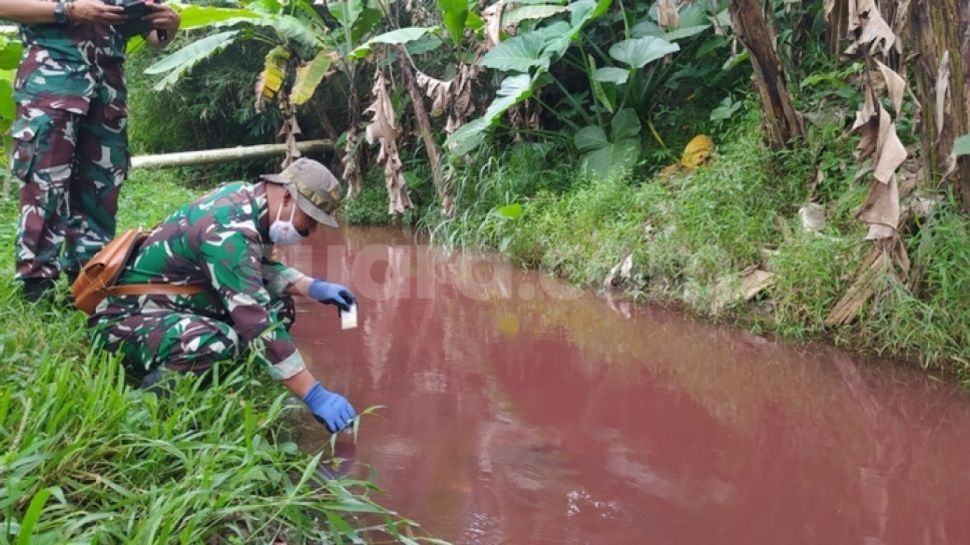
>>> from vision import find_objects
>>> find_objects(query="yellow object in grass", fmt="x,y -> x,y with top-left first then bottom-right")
680,134 -> 715,170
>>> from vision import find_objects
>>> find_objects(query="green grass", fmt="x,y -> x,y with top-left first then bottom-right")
359,108 -> 970,375
343,179 -> 391,227
0,171 -> 433,544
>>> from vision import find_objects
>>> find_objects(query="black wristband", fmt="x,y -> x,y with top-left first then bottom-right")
53,2 -> 71,25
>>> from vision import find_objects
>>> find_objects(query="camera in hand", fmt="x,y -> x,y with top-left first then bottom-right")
101,0 -> 161,39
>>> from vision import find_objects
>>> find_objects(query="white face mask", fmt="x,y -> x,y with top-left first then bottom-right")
269,201 -> 306,246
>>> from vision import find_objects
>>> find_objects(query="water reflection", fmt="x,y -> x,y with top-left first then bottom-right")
283,227 -> 970,545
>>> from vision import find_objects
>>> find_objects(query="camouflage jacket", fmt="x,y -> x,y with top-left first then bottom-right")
96,182 -> 310,381
15,1 -> 127,114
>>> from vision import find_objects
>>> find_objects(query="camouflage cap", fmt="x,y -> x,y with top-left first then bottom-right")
262,158 -> 342,228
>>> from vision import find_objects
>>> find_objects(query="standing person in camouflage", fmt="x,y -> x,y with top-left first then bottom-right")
91,158 -> 359,434
0,0 -> 181,301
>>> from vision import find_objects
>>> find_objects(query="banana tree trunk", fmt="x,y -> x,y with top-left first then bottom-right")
908,0 -> 970,211
825,0 -> 851,54
729,0 -> 805,149
398,45 -> 454,216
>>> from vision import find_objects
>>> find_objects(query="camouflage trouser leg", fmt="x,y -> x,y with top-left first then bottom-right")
92,295 -> 296,378
10,107 -> 78,281
10,98 -> 127,280
64,96 -> 128,275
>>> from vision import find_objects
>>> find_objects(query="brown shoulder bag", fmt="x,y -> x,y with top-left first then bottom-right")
71,228 -> 208,315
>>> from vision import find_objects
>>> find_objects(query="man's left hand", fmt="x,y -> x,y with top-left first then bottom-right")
144,2 -> 180,41
308,280 -> 357,312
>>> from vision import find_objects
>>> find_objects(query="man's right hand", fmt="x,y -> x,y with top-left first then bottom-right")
69,0 -> 126,25
303,382 -> 356,434
308,280 -> 357,312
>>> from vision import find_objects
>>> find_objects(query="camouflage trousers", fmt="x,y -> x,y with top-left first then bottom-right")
91,295 -> 296,380
10,99 -> 129,281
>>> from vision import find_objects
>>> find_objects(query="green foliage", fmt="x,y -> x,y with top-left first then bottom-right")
480,23 -> 570,72
349,26 -> 438,59
0,34 -> 22,158
453,0 -> 739,175
127,38 -> 284,168
446,74 -> 536,154
414,140 -> 576,249
343,180 -> 391,226
453,0 -> 620,152
143,1 -> 336,120
146,30 -> 243,90
574,108 -> 642,177
436,0 -> 470,45
503,4 -> 569,26
609,36 -> 679,69
709,95 -> 743,128
865,205 -> 970,371
769,232 -> 857,338
328,0 -> 365,30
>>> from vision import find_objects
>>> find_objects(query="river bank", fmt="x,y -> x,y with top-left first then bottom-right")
347,112 -> 970,379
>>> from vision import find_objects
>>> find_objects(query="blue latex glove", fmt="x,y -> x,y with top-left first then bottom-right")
308,280 -> 357,312
303,382 -> 356,433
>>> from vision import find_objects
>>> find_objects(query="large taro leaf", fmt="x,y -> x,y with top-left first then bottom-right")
574,108 -> 642,178
631,2 -> 716,42
662,24 -> 710,41
569,0 -> 613,26
632,19 -> 660,38
483,0 -> 612,73
633,18 -> 709,41
481,29 -> 552,73
592,67 -> 630,85
677,1 -> 712,27
146,30 -> 241,91
481,21 -> 579,73
609,36 -> 679,69
502,4 -> 569,26
446,74 -> 535,155
539,0 -> 613,60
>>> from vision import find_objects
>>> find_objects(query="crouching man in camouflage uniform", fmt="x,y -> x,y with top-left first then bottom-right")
0,0 -> 181,301
90,159 -> 359,434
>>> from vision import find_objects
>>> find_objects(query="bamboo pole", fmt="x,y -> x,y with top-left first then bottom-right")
130,139 -> 333,170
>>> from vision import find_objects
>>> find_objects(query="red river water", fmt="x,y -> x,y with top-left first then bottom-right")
283,227 -> 970,545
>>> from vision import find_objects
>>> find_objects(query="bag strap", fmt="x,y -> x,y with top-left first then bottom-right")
108,284 -> 209,297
